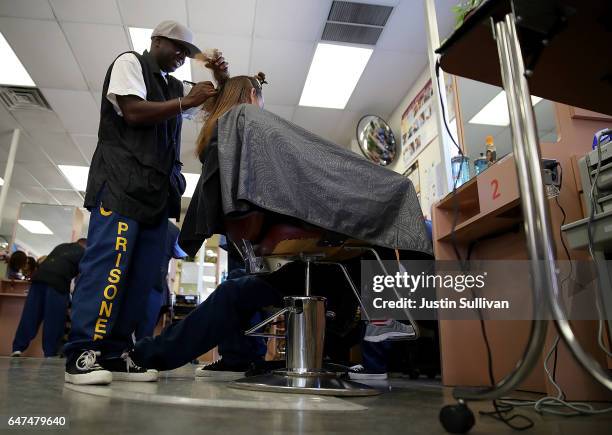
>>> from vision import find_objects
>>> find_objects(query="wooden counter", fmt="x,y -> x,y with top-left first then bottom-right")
432,103 -> 612,401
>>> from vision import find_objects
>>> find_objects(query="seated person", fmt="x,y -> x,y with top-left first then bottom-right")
6,250 -> 27,280
131,72 -> 431,373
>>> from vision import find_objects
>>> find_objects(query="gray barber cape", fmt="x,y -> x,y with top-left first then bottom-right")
180,104 -> 433,257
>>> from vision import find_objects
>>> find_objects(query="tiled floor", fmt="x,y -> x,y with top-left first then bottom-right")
1,357 -> 611,435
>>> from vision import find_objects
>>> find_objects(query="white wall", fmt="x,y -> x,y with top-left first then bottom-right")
350,67 -> 445,219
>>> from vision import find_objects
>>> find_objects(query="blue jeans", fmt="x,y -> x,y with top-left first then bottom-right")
12,282 -> 69,357
134,289 -> 165,341
65,201 -> 168,357
133,273 -> 282,371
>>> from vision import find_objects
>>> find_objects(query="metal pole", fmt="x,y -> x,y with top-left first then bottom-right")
454,14 -> 550,401
506,12 -> 612,391
305,261 -> 311,296
0,129 -> 20,229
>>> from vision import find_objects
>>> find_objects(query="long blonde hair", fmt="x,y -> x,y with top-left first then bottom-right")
196,72 -> 266,156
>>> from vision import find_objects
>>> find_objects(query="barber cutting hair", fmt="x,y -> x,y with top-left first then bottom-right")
64,20 -> 228,385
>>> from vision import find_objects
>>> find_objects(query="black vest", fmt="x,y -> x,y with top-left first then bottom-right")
85,50 -> 184,224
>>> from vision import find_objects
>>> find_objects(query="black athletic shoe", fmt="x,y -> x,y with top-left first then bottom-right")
64,350 -> 112,385
99,352 -> 158,382
194,357 -> 250,378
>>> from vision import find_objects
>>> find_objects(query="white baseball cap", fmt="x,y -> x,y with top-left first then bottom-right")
151,20 -> 201,58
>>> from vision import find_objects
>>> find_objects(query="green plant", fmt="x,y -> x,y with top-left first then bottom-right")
452,0 -> 483,28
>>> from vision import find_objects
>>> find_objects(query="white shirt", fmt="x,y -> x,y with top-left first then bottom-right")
106,53 -> 198,119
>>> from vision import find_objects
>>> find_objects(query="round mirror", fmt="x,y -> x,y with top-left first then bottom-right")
356,115 -> 397,166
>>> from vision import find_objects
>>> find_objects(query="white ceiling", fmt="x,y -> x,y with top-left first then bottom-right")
0,0 -> 459,241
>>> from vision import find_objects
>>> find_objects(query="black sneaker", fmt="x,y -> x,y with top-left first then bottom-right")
194,357 -> 250,378
65,350 -> 112,385
348,364 -> 388,380
99,352 -> 158,382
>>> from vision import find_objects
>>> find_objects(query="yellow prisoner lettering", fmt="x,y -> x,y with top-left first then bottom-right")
108,268 -> 121,284
99,300 -> 112,318
103,284 -> 118,300
100,206 -> 112,216
115,237 -> 127,252
118,222 -> 128,235
115,252 -> 122,268
95,318 -> 108,334
93,334 -> 103,341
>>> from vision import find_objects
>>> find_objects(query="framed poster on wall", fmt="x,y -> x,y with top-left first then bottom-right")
400,79 -> 437,167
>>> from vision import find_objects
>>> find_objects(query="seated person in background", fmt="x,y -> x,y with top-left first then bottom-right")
23,256 -> 38,280
11,239 -> 87,357
6,250 -> 27,280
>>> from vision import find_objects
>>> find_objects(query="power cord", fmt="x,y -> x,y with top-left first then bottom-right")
499,166 -> 612,416
586,130 -> 612,359
435,59 -> 535,431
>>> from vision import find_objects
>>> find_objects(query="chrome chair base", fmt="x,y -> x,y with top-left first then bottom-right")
229,371 -> 381,397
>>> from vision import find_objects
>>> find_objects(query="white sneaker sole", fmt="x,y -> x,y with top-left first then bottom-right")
65,371 -> 112,385
349,372 -> 388,380
111,369 -> 158,382
363,331 -> 416,342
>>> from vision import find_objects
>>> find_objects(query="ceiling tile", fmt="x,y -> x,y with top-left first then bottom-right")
49,0 -> 121,24
192,33 -> 252,79
61,23 -> 130,91
0,17 -> 88,90
27,131 -> 87,165
250,38 -> 314,106
10,108 -> 66,132
70,134 -> 97,163
376,1 -> 427,54
41,88 -> 99,134
0,0 -> 55,20
5,163 -> 40,188
47,188 -> 83,206
0,103 -> 19,132
117,0 -> 188,28
264,104 -> 295,122
346,49 -> 426,118
187,0 -> 256,37
0,132 -> 47,165
27,163 -> 73,190
14,185 -> 56,204
254,0 -> 330,41
292,106 -> 344,143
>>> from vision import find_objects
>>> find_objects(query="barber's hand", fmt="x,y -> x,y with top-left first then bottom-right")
183,81 -> 217,109
205,51 -> 230,85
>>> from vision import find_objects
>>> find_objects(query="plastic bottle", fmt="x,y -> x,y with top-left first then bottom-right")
474,152 -> 488,175
485,135 -> 497,164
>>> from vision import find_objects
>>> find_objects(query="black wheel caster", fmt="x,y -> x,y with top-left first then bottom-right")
439,403 -> 475,434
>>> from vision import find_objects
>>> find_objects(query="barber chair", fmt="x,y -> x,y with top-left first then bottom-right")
224,210 -> 419,396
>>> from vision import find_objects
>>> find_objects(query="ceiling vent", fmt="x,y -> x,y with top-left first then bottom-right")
0,86 -> 52,112
322,1 -> 393,45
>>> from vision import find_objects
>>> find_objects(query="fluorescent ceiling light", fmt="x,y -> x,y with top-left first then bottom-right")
58,165 -> 89,191
469,91 -> 542,126
128,27 -> 192,82
299,43 -> 373,109
0,177 -> 4,186
183,173 -> 200,198
18,220 -> 53,235
0,32 -> 35,87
